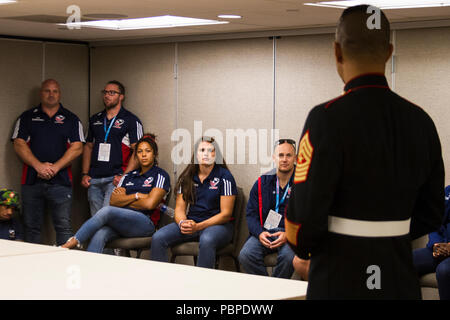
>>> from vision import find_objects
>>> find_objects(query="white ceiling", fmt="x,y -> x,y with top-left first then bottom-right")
1,0 -> 450,44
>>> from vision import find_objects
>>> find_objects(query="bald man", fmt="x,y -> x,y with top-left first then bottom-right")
12,79 -> 85,245
286,5 -> 444,299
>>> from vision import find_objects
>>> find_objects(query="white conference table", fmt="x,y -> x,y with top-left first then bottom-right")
0,239 -> 65,257
0,240 -> 307,300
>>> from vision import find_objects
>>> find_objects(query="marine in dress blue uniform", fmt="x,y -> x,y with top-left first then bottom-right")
286,6 -> 445,299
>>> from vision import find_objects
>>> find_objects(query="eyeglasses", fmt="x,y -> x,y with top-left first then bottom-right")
101,90 -> 121,96
275,139 -> 296,148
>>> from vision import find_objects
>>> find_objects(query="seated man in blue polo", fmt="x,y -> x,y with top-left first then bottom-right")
238,139 -> 298,279
81,80 -> 144,216
0,188 -> 24,241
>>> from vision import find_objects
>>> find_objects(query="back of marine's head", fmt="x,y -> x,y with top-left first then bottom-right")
335,5 -> 391,64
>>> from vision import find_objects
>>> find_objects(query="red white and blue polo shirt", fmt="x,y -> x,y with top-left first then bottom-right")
181,164 -> 237,223
11,104 -> 85,186
117,165 -> 171,226
86,107 -> 143,178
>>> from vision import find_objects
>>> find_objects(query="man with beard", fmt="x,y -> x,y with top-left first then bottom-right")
12,79 -> 84,245
82,80 -> 143,217
238,139 -> 305,279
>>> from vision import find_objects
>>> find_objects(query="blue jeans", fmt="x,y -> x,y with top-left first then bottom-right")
74,206 -> 156,253
21,183 -> 73,246
238,228 -> 295,279
87,176 -> 115,216
151,221 -> 233,268
413,247 -> 450,300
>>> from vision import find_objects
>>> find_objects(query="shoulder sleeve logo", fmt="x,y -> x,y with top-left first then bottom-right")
294,130 -> 314,184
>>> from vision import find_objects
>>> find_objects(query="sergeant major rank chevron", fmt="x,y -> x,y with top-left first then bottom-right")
294,131 -> 313,184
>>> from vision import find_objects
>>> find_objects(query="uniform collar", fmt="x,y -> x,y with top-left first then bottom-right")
272,170 -> 295,188
37,103 -> 64,116
134,165 -> 157,177
102,106 -> 125,119
194,164 -> 219,184
344,73 -> 389,93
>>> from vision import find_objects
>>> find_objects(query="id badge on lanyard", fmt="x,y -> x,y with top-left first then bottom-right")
263,178 -> 290,230
98,116 -> 116,162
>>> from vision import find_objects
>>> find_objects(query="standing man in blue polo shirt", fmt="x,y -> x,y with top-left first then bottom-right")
12,79 -> 85,245
81,80 -> 143,216
238,139 -> 298,279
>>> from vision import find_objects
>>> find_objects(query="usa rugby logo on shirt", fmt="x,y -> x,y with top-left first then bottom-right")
55,115 -> 65,124
143,177 -> 153,187
209,177 -> 220,190
113,119 -> 124,129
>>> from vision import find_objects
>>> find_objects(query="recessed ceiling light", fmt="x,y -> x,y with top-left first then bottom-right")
305,0 -> 450,10
61,15 -> 229,30
0,0 -> 16,4
217,14 -> 242,19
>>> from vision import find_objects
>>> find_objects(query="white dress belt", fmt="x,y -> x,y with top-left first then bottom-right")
328,216 -> 411,238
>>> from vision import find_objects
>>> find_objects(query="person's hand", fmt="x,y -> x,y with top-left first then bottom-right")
268,231 -> 287,249
112,174 -> 123,186
259,231 -> 274,249
293,256 -> 311,281
81,174 -> 91,188
35,162 -> 56,180
433,243 -> 450,258
180,219 -> 197,235
112,187 -> 126,195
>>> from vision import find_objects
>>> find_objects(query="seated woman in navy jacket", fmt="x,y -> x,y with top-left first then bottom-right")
62,134 -> 170,253
151,136 -> 236,268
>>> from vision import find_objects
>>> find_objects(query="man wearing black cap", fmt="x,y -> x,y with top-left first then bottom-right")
286,5 -> 444,299
0,188 -> 24,241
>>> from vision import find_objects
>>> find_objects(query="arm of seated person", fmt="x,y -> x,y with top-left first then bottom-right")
184,195 -> 235,234
174,193 -> 188,226
109,187 -> 137,207
128,188 -> 167,211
